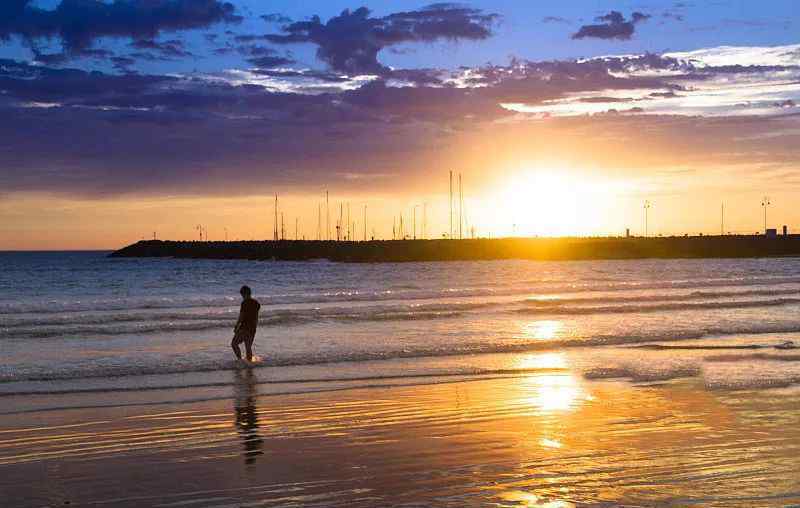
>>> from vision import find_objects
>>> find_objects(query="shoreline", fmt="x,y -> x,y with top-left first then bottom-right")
111,236 -> 800,262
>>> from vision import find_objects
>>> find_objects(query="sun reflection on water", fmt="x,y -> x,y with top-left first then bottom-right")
539,437 -> 563,448
497,490 -> 575,508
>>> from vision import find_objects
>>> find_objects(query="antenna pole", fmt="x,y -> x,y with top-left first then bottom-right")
326,191 -> 330,241
459,173 -> 463,240
413,205 -> 417,240
423,203 -> 427,240
449,171 -> 453,239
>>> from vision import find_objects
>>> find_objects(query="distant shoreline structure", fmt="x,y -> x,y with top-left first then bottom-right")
110,236 -> 800,263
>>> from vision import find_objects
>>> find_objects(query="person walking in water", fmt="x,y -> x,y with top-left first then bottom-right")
232,285 -> 261,362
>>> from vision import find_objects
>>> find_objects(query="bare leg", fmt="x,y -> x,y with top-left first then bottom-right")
231,336 -> 243,359
244,338 -> 254,362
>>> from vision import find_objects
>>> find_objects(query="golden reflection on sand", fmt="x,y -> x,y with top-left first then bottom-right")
3,369 -> 799,507
522,373 -> 585,413
521,320 -> 564,340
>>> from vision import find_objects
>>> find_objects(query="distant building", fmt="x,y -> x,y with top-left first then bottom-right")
765,228 -> 777,237
783,225 -> 788,236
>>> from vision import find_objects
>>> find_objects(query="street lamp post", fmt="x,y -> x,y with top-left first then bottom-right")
761,196 -> 771,234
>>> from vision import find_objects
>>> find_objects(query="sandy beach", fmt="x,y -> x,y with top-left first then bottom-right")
3,365 -> 799,508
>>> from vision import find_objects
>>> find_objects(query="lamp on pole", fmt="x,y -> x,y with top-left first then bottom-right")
643,200 -> 651,237
761,196 -> 770,234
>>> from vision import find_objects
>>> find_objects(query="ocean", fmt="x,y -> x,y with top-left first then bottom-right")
2,251 -> 800,413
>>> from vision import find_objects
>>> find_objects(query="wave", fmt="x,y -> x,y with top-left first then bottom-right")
6,322 -> 800,384
0,305 -> 472,339
2,275 -> 800,315
517,297 -> 800,316
5,286 -> 800,340
524,287 -> 800,306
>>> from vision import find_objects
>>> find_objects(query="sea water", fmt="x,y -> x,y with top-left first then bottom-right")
2,251 -> 800,412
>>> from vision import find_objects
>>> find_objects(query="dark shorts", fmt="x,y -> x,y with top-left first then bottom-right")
232,328 -> 256,345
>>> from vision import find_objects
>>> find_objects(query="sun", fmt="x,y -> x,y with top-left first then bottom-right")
493,167 -> 612,237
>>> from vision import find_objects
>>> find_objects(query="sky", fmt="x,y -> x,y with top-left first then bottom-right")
0,0 -> 798,249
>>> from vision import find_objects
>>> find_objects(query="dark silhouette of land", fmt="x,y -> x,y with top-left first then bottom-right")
111,235 -> 800,263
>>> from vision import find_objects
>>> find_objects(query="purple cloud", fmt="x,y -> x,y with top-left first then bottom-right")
263,4 -> 499,74
572,11 -> 651,40
0,0 -> 241,58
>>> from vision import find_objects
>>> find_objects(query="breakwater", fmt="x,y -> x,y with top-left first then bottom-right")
110,236 -> 800,263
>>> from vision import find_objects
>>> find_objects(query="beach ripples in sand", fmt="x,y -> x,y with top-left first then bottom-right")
1,368 -> 799,507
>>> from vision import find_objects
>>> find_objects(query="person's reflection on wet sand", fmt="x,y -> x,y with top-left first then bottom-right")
233,367 -> 263,465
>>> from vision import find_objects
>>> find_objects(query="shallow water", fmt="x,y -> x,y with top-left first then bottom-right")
2,252 -> 800,410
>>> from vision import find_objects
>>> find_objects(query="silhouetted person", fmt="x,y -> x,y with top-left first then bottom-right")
233,368 -> 263,465
231,285 -> 261,362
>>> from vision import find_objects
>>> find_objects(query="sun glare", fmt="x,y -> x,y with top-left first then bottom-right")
491,168 -> 621,237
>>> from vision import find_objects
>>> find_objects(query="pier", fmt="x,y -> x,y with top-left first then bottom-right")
110,235 -> 800,263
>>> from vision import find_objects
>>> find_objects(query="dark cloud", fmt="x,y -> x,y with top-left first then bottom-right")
0,0 -> 240,57
261,13 -> 292,24
385,68 -> 443,85
263,4 -> 499,74
28,45 -> 114,66
111,56 -> 137,71
233,33 -> 271,43
542,16 -> 570,24
131,39 -> 193,59
30,51 -> 70,66
0,58 -> 177,104
222,41 -> 295,68
248,55 -> 294,68
572,11 -> 651,40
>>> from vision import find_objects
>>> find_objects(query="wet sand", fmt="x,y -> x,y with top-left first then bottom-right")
1,369 -> 799,507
